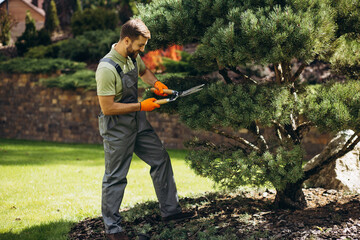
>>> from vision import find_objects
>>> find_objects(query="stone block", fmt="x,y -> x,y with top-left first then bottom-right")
305,130 -> 360,193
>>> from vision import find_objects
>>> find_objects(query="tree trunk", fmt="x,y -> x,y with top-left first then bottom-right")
274,179 -> 307,210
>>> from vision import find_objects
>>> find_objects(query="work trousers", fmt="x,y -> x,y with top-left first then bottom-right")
99,112 -> 182,234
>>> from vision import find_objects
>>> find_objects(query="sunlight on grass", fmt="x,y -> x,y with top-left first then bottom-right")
0,139 -> 215,239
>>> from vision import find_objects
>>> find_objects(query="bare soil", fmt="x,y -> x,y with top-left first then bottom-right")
68,188 -> 360,239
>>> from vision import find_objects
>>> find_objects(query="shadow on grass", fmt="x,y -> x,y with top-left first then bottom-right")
0,220 -> 76,240
0,139 -> 188,166
0,138 -> 104,166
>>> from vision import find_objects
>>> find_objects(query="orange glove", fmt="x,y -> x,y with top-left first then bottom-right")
153,81 -> 168,96
140,98 -> 160,111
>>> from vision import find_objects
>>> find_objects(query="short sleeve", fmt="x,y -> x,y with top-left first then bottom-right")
137,55 -> 146,75
96,67 -> 116,96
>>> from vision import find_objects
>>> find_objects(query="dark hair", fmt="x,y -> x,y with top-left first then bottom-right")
120,19 -> 151,41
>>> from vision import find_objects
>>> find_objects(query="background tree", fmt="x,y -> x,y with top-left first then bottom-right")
44,0 -> 60,34
75,0 -> 82,12
139,0 -> 360,209
15,11 -> 38,55
70,7 -> 118,36
15,10 -> 51,56
329,0 -> 360,79
0,7 -> 15,46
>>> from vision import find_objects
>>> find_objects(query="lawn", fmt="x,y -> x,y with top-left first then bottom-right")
0,139 -> 216,240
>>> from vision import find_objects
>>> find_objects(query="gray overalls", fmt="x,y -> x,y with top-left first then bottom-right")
98,58 -> 182,234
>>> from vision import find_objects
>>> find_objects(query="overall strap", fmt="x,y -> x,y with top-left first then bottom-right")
99,58 -> 123,88
100,58 -> 123,76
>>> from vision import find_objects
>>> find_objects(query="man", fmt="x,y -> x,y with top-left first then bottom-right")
96,19 -> 193,240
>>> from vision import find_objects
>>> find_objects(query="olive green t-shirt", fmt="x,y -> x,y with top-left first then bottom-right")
96,43 -> 146,102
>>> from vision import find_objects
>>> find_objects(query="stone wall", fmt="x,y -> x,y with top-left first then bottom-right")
0,73 -> 195,148
0,73 -> 330,157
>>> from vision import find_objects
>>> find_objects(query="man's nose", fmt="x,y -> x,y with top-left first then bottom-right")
140,46 -> 145,52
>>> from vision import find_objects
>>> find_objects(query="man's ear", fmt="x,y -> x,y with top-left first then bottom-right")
123,36 -> 132,46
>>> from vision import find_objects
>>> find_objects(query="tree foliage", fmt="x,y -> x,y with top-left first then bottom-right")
71,7 -> 118,36
24,29 -> 119,62
139,0 -> 360,209
15,11 -> 51,56
0,8 -> 15,46
0,58 -> 85,73
44,0 -> 61,33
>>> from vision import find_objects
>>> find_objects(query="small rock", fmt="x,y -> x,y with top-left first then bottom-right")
297,222 -> 305,228
326,189 -> 338,195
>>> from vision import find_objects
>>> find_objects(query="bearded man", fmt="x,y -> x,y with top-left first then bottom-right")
95,19 -> 193,240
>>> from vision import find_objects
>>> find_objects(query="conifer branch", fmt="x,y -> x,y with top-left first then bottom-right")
281,61 -> 292,83
218,68 -> 233,84
290,113 -> 297,131
211,127 -> 261,154
229,67 -> 258,84
249,121 -> 269,152
295,121 -> 314,137
276,128 -> 283,142
290,63 -> 307,82
274,63 -> 282,84
340,132 -> 359,153
303,132 -> 360,180
272,120 -> 292,141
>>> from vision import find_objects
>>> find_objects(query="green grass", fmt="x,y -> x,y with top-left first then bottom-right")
0,139 -> 216,240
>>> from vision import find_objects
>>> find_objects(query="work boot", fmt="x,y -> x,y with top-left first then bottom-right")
162,210 -> 195,222
105,232 -> 129,240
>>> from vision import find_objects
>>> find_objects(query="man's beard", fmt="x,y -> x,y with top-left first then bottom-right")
126,45 -> 139,60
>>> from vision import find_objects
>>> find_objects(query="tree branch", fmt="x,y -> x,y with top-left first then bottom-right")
281,61 -> 291,83
295,121 -> 315,138
341,131 -> 359,154
249,121 -> 268,152
218,68 -> 233,84
290,62 -> 307,82
274,63 -> 281,84
211,127 -> 261,154
272,120 -> 292,141
229,67 -> 258,84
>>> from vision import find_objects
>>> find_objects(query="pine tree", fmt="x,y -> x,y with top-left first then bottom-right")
15,11 -> 38,55
44,0 -> 60,33
24,10 -> 37,38
0,8 -> 14,46
75,0 -> 82,12
138,0 -> 360,209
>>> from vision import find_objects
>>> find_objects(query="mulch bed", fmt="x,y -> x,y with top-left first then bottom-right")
68,188 -> 360,239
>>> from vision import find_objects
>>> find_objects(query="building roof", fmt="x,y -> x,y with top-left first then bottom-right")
22,0 -> 45,16
0,0 -> 45,17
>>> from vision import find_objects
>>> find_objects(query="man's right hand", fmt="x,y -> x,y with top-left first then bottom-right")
140,98 -> 160,111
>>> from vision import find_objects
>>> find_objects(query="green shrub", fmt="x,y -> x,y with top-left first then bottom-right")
40,69 -> 96,90
71,7 -> 118,36
25,40 -> 67,59
58,29 -> 119,62
0,8 -> 13,46
0,58 -> 86,73
15,11 -> 51,56
0,52 -> 8,62
26,29 -> 119,62
44,0 -> 60,33
330,34 -> 360,79
162,51 -> 210,75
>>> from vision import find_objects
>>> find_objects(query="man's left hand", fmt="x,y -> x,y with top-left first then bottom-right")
153,81 -> 168,96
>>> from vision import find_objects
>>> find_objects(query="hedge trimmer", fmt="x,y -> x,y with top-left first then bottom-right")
151,84 -> 205,105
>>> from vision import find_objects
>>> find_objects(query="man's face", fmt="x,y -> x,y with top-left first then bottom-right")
126,35 -> 148,60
